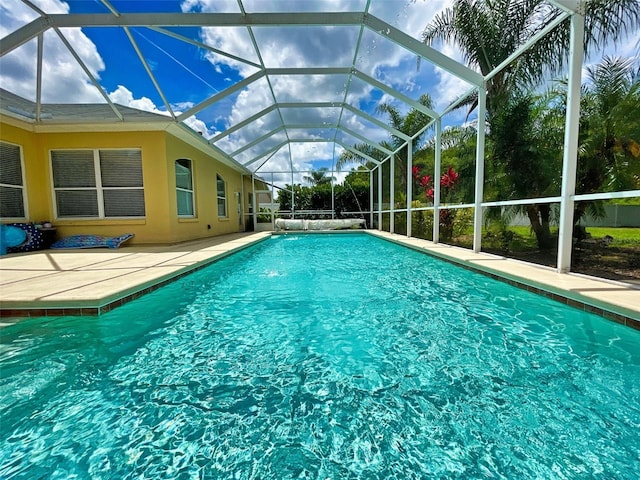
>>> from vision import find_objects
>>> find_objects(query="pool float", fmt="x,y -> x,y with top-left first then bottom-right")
7,223 -> 45,252
0,224 -> 28,255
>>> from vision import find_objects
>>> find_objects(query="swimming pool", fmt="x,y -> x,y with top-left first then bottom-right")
1,233 -> 639,479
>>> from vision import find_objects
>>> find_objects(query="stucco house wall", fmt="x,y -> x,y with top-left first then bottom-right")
1,119 -> 258,245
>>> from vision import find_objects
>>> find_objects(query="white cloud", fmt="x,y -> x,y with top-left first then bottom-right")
23,0 -> 69,14
1,0 -> 105,103
0,0 -> 468,181
0,0 -> 39,36
108,85 -> 217,138
178,0 -> 457,176
109,85 -> 168,114
585,32 -> 640,69
183,115 -> 216,137
15,0 -> 634,183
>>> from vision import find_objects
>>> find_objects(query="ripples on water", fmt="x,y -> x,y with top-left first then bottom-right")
1,234 -> 639,479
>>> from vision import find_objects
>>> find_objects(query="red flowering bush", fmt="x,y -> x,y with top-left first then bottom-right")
411,165 -> 459,201
411,165 -> 460,240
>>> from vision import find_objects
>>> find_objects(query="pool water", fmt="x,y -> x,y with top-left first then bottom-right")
1,233 -> 639,479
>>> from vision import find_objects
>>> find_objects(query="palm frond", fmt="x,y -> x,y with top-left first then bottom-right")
583,0 -> 640,50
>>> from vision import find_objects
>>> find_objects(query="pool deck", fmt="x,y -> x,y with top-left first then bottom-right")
0,232 -> 272,321
0,230 -> 638,329
368,231 -> 639,329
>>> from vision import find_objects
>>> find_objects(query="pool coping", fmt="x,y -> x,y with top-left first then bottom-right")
1,229 -> 638,330
365,230 -> 640,330
0,232 -> 271,320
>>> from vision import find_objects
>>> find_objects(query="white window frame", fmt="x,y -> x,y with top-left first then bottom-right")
176,158 -> 195,218
216,173 -> 227,218
50,148 -> 145,220
0,141 -> 28,221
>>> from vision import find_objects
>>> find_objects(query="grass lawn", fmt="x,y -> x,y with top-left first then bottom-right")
466,224 -> 640,283
582,227 -> 640,244
495,226 -> 640,247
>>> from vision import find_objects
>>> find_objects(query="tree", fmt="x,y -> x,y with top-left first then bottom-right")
337,94 -> 434,201
337,94 -> 433,169
277,169 -> 370,220
578,56 -> 640,197
488,91 -> 564,249
278,184 -> 312,212
422,0 -> 640,118
422,125 -> 478,204
422,0 -> 640,249
302,167 -> 335,186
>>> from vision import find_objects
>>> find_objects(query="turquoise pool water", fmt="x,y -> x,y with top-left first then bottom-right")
1,233 -> 639,479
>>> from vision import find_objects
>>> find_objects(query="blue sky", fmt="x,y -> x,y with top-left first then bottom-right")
1,0 -> 638,185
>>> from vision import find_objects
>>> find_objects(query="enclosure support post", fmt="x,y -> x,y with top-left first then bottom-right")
251,175 -> 257,229
557,7 -> 585,273
331,177 -> 335,219
406,139 -> 413,238
378,164 -> 383,230
369,169 -> 374,228
241,174 -> 245,229
433,118 -> 442,243
473,84 -> 487,252
390,155 -> 395,233
270,172 -> 275,227
290,169 -> 295,219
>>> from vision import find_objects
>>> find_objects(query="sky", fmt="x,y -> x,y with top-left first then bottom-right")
1,0 -> 638,186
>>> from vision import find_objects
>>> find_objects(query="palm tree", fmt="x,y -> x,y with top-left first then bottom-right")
302,167 -> 335,186
488,89 -> 565,248
422,0 -> 640,249
579,56 -> 640,191
337,93 -> 434,196
575,55 -> 640,220
422,0 -> 640,118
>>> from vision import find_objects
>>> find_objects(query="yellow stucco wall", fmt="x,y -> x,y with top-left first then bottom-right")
0,123 -> 50,223
1,120 -> 254,245
165,134 -> 247,243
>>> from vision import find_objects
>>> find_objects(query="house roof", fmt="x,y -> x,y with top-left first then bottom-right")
0,0 -> 581,184
0,87 -> 170,123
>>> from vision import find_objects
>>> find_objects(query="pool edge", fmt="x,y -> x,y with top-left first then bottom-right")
0,233 -> 272,319
365,231 -> 640,330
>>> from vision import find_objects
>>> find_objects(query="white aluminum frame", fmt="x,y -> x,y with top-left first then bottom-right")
1,0 -> 635,275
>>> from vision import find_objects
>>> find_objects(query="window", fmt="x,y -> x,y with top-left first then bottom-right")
176,159 -> 195,217
216,174 -> 227,217
51,149 -> 145,219
0,141 -> 27,219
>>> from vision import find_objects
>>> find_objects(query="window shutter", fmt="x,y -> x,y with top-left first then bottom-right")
0,142 -> 25,218
0,143 -> 22,186
52,150 -> 96,187
0,187 -> 25,218
56,190 -> 99,217
52,149 -> 145,218
103,189 -> 145,217
100,150 -> 143,187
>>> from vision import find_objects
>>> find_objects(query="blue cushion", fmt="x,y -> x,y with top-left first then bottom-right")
1,225 -> 28,255
51,233 -> 135,249
7,223 -> 44,253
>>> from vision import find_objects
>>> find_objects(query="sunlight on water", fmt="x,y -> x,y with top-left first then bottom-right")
1,234 -> 639,479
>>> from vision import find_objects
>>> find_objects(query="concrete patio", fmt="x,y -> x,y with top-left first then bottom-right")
0,230 -> 638,329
